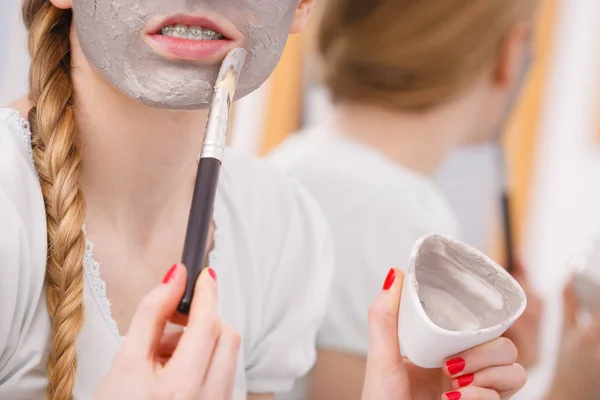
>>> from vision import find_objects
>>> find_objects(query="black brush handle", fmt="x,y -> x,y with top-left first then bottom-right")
177,157 -> 221,314
501,191 -> 515,275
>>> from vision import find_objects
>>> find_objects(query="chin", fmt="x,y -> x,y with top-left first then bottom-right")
129,84 -> 258,111
133,91 -> 253,111
138,97 -> 212,111
117,85 -> 214,111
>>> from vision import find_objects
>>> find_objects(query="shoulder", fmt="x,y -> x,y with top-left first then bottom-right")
218,148 -> 333,280
268,126 -> 345,182
221,148 -> 298,193
0,107 -> 37,174
0,106 -> 46,259
268,127 -> 377,217
0,106 -> 41,194
0,106 -> 46,269
0,107 -> 47,371
267,126 -> 326,171
220,148 -> 328,232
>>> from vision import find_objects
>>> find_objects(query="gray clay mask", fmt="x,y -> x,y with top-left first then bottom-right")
72,0 -> 301,110
414,236 -> 524,332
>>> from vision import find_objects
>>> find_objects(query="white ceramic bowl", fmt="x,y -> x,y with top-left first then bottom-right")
398,234 -> 527,368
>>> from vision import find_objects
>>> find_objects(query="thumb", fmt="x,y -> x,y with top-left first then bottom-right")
366,268 -> 405,371
122,263 -> 188,360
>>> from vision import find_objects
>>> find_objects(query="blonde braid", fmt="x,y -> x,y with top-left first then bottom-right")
23,2 -> 86,399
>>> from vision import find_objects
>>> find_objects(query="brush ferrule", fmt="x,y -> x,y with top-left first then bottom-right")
200,48 -> 247,162
201,87 -> 232,161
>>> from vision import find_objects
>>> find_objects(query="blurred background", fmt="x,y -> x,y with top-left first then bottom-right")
2,0 -> 600,398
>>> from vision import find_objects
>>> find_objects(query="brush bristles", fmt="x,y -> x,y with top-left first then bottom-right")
216,68 -> 237,100
214,48 -> 247,100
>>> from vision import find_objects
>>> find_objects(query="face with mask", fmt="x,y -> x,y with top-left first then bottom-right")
71,0 -> 304,110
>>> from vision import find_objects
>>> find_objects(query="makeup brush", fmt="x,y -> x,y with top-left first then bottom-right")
177,48 -> 248,315
493,45 -> 532,276
495,139 -> 516,275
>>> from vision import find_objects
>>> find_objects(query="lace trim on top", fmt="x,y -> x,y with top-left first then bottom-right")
82,225 -> 121,337
9,109 -> 120,336
9,108 -> 222,339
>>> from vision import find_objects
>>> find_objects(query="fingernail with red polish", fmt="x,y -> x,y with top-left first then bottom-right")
383,268 -> 396,290
456,374 -> 474,388
208,267 -> 217,282
446,358 -> 466,375
162,264 -> 177,284
445,392 -> 462,400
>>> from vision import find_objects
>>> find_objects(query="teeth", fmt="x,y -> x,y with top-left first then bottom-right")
173,24 -> 188,38
190,26 -> 203,37
160,24 -> 225,40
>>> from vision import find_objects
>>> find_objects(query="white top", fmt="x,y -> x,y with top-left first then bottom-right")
269,125 -> 460,357
0,108 -> 334,400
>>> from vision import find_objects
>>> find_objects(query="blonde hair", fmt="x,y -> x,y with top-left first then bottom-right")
23,1 -> 86,399
318,0 -> 537,110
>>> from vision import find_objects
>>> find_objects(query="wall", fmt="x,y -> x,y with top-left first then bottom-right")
0,0 -> 16,97
0,1 -> 29,105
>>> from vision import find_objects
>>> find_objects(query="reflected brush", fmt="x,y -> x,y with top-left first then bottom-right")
495,139 -> 515,275
177,48 -> 248,314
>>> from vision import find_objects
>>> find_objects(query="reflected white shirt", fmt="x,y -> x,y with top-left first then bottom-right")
269,125 -> 460,357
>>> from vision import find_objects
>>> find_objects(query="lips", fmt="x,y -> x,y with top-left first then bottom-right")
148,14 -> 235,38
144,13 -> 245,62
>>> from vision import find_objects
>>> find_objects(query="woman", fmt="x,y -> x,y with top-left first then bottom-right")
0,0 -> 523,399
269,0 -> 534,399
1,0 -> 332,399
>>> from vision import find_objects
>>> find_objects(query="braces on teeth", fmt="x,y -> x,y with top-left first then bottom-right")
160,24 -> 225,40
